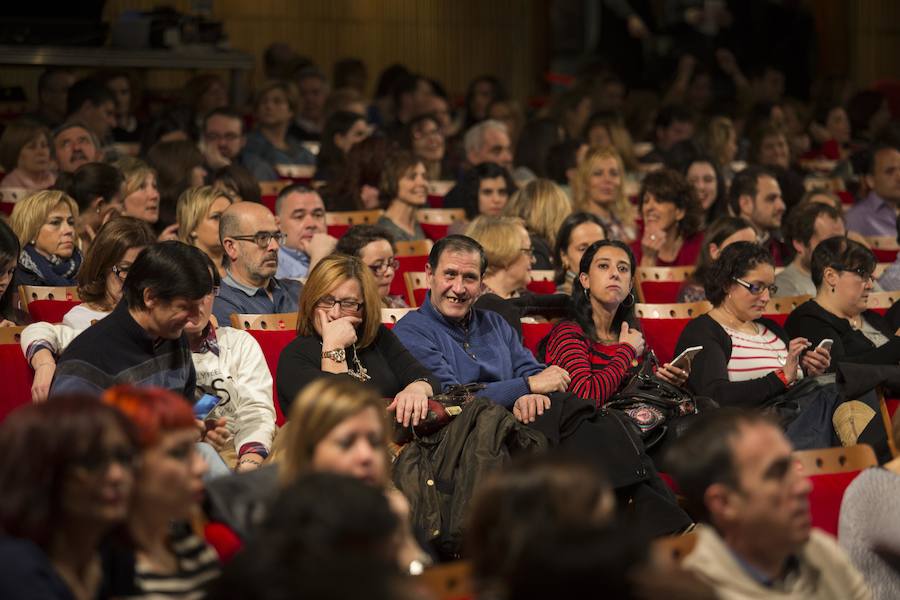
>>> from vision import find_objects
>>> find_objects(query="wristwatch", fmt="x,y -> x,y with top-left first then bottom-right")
322,348 -> 346,363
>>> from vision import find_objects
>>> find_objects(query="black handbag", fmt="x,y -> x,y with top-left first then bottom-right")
605,351 -> 701,449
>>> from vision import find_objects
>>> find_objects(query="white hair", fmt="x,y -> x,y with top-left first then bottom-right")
464,119 -> 508,156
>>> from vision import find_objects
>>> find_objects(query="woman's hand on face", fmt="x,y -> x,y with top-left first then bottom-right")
318,310 -> 361,350
618,322 -> 646,355
157,223 -> 179,242
784,337 -> 810,383
801,346 -> 830,376
640,227 -> 666,257
657,362 -> 689,387
387,387 -> 430,427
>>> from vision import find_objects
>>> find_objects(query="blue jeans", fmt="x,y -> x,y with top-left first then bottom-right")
195,442 -> 232,481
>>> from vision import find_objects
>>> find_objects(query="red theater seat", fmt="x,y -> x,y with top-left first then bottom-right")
635,267 -> 695,304
635,301 -> 712,365
521,322 -> 553,357
0,328 -> 30,423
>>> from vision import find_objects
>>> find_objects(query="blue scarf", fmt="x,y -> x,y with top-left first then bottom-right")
19,244 -> 83,286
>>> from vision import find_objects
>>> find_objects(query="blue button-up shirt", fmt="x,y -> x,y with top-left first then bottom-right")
212,272 -> 302,326
275,245 -> 310,280
845,191 -> 898,237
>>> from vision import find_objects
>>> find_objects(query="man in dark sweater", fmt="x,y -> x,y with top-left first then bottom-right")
51,242 -> 214,398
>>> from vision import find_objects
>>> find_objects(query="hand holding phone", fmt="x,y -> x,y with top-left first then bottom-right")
193,393 -> 223,421
815,339 -> 833,352
671,346 -> 703,370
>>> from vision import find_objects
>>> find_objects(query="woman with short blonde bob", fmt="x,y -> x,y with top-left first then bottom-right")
572,147 -> 636,242
176,185 -> 234,276
466,216 -> 535,300
10,189 -> 81,287
277,253 -> 438,428
114,157 -> 161,226
504,179 -> 572,270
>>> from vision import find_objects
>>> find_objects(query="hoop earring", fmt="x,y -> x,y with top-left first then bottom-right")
831,286 -> 835,293
583,288 -> 590,299
621,292 -> 635,308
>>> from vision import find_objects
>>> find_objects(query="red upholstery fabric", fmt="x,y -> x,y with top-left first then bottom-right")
807,470 -> 862,536
26,299 -> 81,324
420,222 -> 449,241
0,344 -> 31,423
427,194 -> 444,208
639,281 -> 682,304
763,312 -> 789,327
392,255 -> 429,297
658,472 -> 680,495
0,202 -> 13,216
245,329 -> 297,426
412,288 -> 427,307
872,248 -> 899,263
872,307 -> 888,317
522,322 -> 554,357
204,522 -> 243,563
638,317 -> 692,365
525,280 -> 556,295
837,191 -> 854,205
327,224 -> 351,239
886,398 -> 899,418
260,194 -> 276,214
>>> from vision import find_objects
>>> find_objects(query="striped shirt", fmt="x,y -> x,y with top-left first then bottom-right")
544,320 -> 639,406
724,324 -> 790,382
133,524 -> 220,598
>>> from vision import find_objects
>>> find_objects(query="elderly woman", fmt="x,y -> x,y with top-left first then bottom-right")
376,150 -> 429,242
0,396 -> 137,599
543,240 -> 688,407
553,212 -> 606,294
243,81 -> 316,182
785,237 -> 900,367
0,118 -> 55,191
276,254 -> 439,427
62,162 -> 124,247
675,242 -> 830,408
176,185 -> 234,276
103,385 -> 220,597
335,224 -> 407,308
9,190 -> 80,287
677,216 -> 757,302
503,178 -> 572,270
572,147 -> 636,242
631,168 -> 704,267
444,162 -> 514,233
22,217 -> 156,400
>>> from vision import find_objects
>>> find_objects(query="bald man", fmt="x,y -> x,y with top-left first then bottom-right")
213,202 -> 303,325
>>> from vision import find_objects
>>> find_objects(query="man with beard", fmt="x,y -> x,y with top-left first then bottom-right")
53,122 -> 103,173
729,166 -> 789,265
213,202 -> 303,325
775,202 -> 847,297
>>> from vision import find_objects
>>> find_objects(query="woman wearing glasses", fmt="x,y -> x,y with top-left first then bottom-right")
276,254 -> 439,428
785,237 -> 900,368
335,224 -> 408,308
675,242 -> 831,406
22,217 -> 157,401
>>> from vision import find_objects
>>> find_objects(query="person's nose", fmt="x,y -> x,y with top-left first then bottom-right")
266,236 -> 280,251
501,148 -> 513,165
354,439 -> 375,466
327,302 -> 343,318
60,220 -> 74,235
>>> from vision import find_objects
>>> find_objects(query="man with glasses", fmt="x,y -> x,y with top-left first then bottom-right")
201,107 -> 269,176
213,201 -> 303,325
274,183 -> 337,280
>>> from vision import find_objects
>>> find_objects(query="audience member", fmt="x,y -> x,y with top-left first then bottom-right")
847,90 -> 891,145
444,162 -> 514,232
551,87 -> 592,141
553,212 -> 606,294
677,216 -> 756,302
182,73 -> 228,131
99,70 -> 141,143
462,75 -> 508,131
401,113 -> 447,180
138,106 -> 194,157
775,202 -> 846,297
632,168 -> 704,266
276,253 -> 437,423
322,135 -> 391,211
274,183 -> 336,280
313,110 -> 370,182
728,166 -> 789,265
102,385 -> 221,597
0,119 -> 55,191
65,78 -> 116,144
583,111 -> 640,171
667,409 -> 870,599
201,107 -> 270,177
544,239 -> 688,406
513,118 -> 564,181
244,81 -> 316,181
503,178 -> 572,270
50,241 -> 212,397
291,66 -> 329,141
333,57 -> 368,94
464,119 -> 514,173
0,220 -> 24,326
465,216 -> 535,301
10,189 -> 80,287
487,98 -> 525,148
27,67 -> 75,129
545,139 -> 586,196
675,242 -> 829,409
573,147 -> 636,241
114,157 -> 161,227
177,185 -> 235,276
642,104 -> 695,165
749,123 -> 805,209
52,122 -> 102,174
683,156 -> 727,225
214,201 -> 302,325
334,224 -> 407,308
376,150 -> 428,242
0,396 -> 137,600
61,162 -> 124,247
146,139 -> 208,233
211,163 -> 262,204
845,143 -> 900,237
700,116 -> 738,181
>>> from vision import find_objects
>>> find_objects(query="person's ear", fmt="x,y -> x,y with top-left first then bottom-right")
675,206 -> 686,223
142,288 -> 157,310
709,242 -> 721,260
863,172 -> 875,191
822,266 -> 840,290
578,271 -> 590,290
704,483 -> 739,523
791,238 -> 806,255
738,194 -> 754,218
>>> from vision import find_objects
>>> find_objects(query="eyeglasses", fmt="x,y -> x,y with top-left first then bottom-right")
229,231 -> 287,248
317,296 -> 364,312
368,258 -> 399,274
733,278 -> 778,296
112,264 -> 129,281
520,247 -> 535,258
74,446 -> 138,473
832,264 -> 874,282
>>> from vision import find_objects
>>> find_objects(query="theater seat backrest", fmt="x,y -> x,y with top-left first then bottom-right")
635,301 -> 712,365
26,299 -> 82,324
521,322 -> 554,357
0,328 -> 30,423
244,329 -> 298,426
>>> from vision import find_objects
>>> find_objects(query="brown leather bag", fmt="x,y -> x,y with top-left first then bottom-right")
392,383 -> 486,444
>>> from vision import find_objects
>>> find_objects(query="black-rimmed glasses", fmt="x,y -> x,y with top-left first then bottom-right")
317,296 -> 364,311
733,278 -> 778,296
368,258 -> 400,275
229,231 -> 286,248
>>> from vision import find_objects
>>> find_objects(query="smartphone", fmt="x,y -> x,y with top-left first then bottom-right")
193,393 -> 223,420
816,339 -> 834,352
671,346 -> 703,370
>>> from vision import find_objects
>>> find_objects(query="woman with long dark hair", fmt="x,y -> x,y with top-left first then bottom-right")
313,110 -> 370,182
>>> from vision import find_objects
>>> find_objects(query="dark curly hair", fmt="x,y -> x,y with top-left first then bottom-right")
443,162 -> 515,220
335,224 -> 396,257
637,168 -> 703,238
704,241 -> 773,306
571,240 -> 637,339
810,236 -> 876,289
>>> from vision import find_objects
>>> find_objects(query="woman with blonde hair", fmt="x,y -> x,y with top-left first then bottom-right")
504,179 -> 572,270
176,185 -> 234,276
700,116 -> 738,181
572,147 -> 636,242
10,189 -> 80,286
276,253 -> 438,427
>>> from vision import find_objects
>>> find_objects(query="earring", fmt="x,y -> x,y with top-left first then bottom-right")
831,285 -> 835,293
622,292 -> 635,308
583,288 -> 590,299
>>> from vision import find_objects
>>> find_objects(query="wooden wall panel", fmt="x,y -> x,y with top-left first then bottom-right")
848,0 -> 900,85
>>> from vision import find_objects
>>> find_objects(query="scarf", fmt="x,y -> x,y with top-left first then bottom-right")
20,244 -> 83,286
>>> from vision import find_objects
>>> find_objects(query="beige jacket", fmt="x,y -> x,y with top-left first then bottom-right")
683,524 -> 871,600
